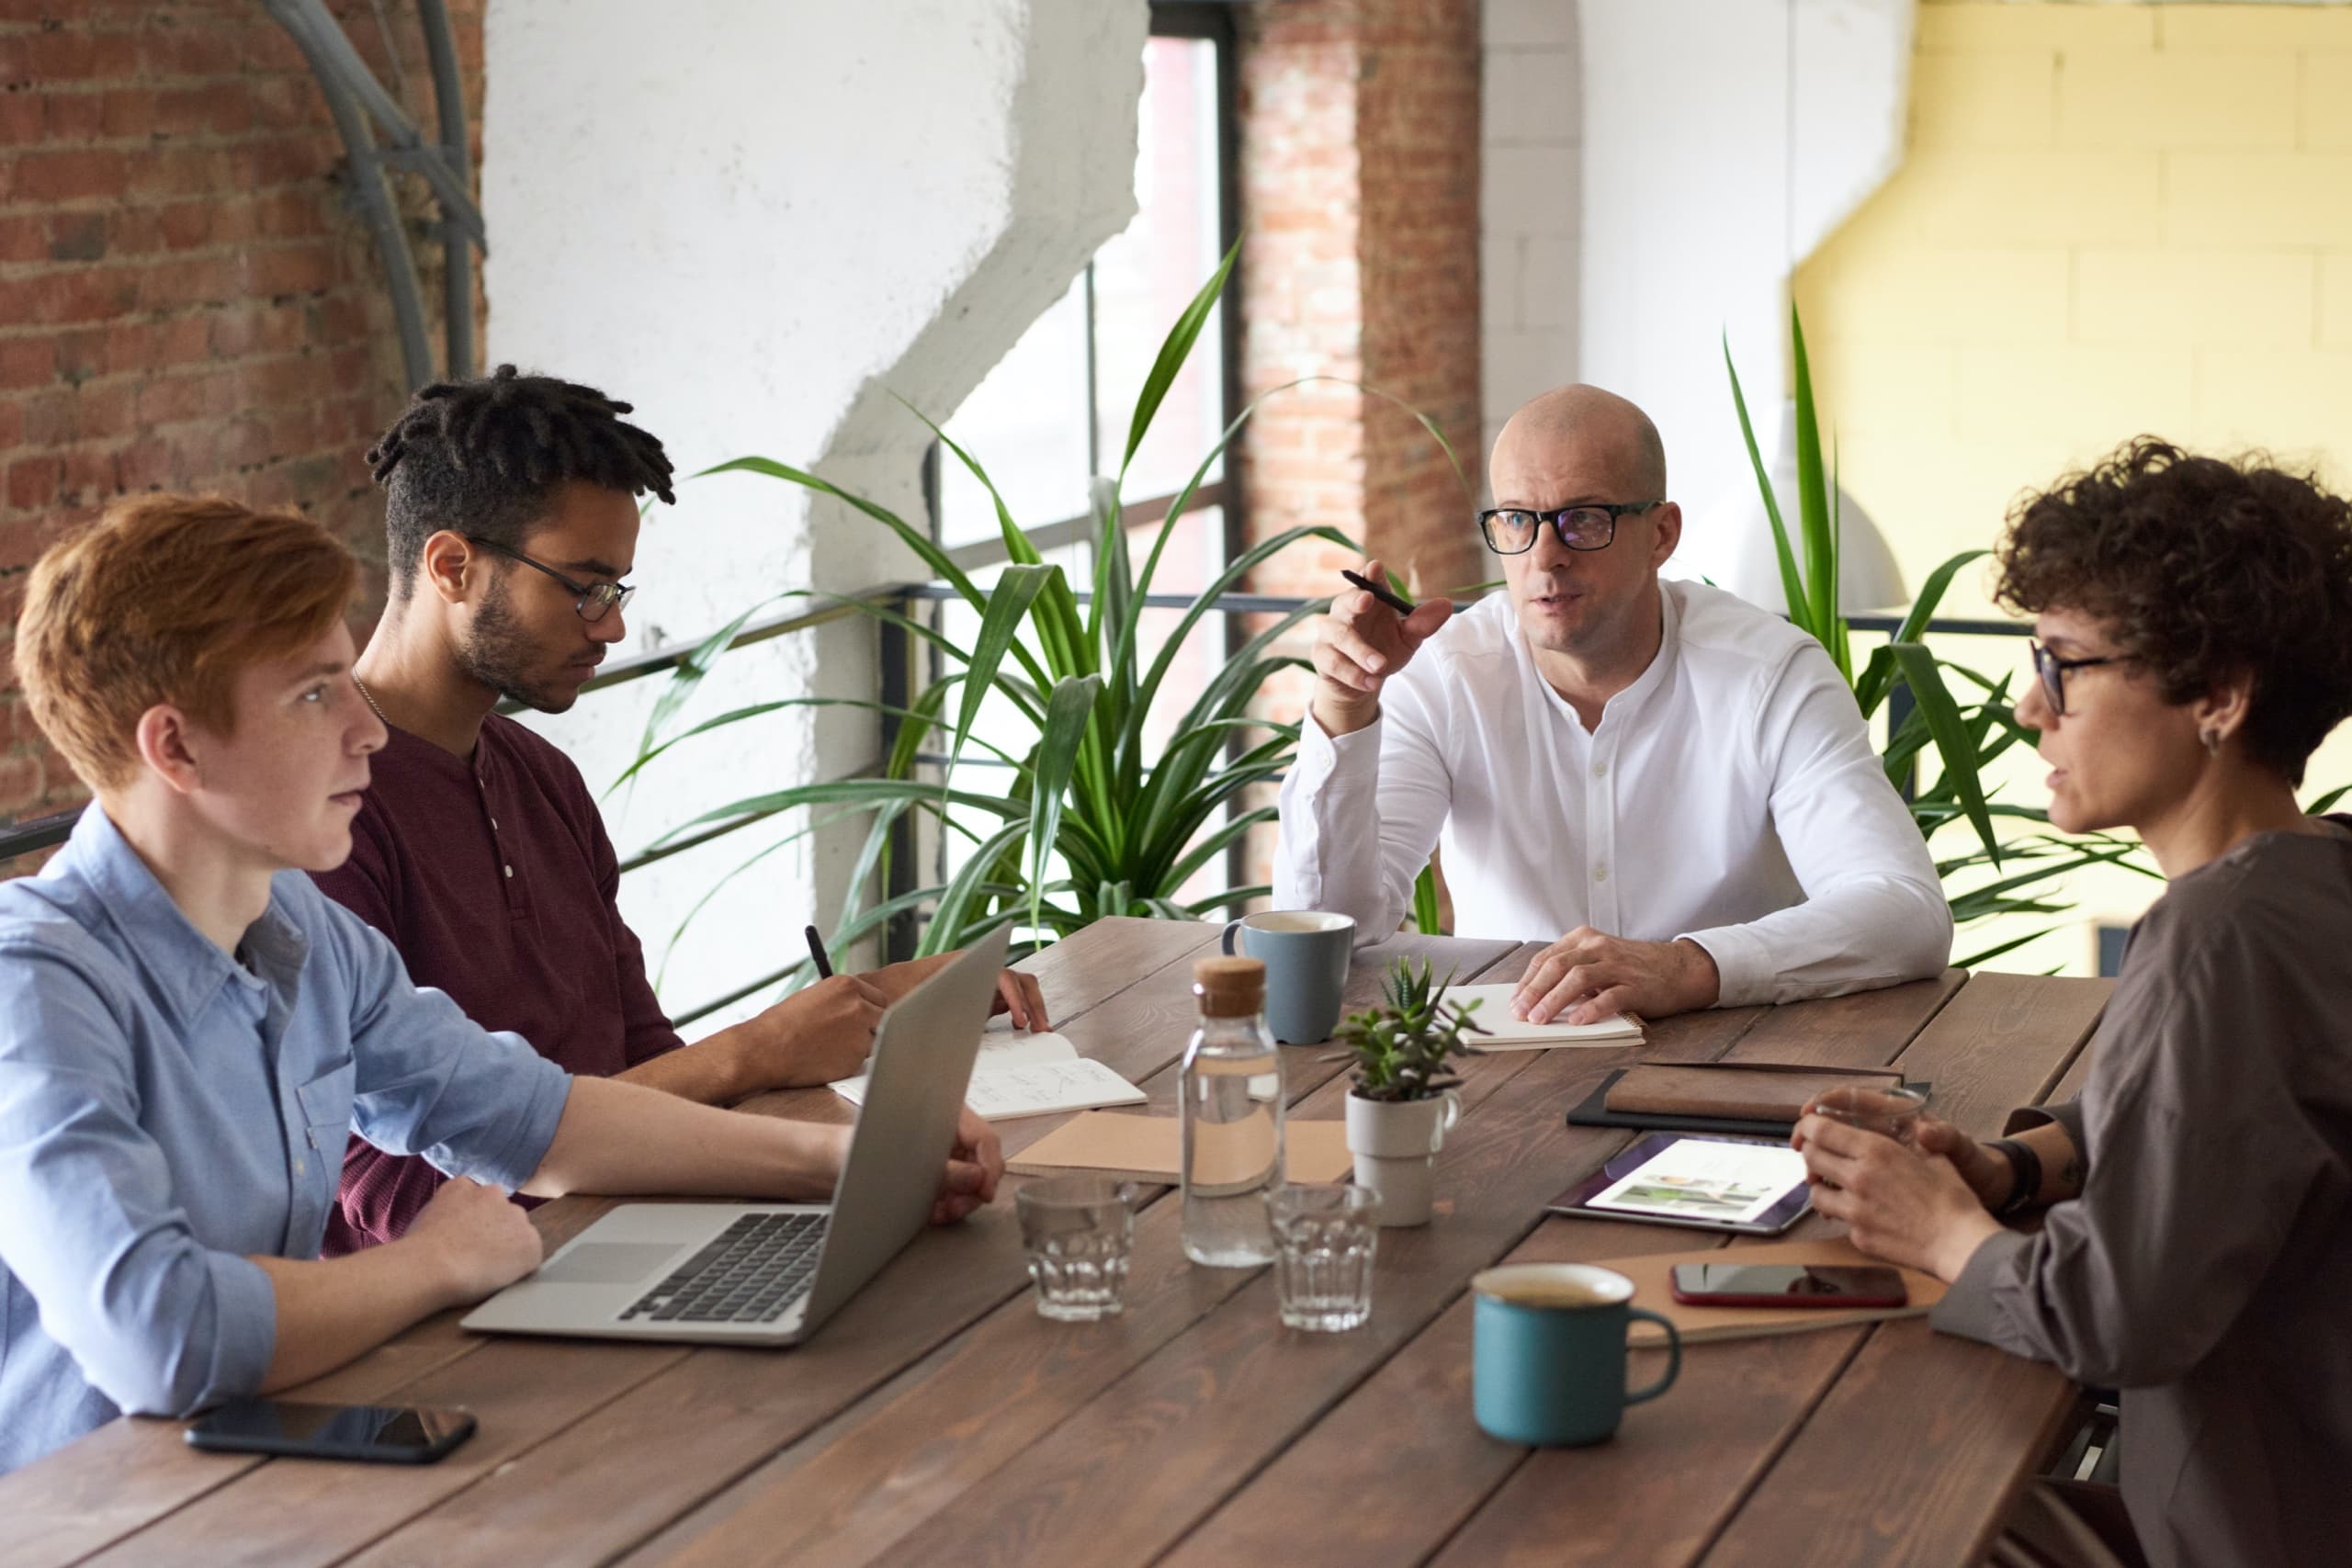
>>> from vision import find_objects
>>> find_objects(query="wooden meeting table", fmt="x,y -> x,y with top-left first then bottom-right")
0,918 -> 2111,1567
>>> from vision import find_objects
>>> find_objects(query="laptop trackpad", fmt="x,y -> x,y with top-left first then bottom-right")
537,1244 -> 683,1286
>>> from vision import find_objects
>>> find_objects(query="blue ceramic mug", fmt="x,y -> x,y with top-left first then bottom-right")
1220,910 -> 1354,1043
1471,1262 -> 1681,1447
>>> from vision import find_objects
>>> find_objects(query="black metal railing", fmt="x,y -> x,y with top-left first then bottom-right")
0,586 -> 2034,1024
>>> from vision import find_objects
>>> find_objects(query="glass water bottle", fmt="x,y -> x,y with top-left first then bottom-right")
1181,955 -> 1286,1266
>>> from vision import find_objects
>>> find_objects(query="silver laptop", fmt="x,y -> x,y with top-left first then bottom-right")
461,926 -> 1010,1348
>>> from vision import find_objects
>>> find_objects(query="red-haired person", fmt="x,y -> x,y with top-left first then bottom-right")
0,496 -> 1001,1474
1795,443 -> 2352,1568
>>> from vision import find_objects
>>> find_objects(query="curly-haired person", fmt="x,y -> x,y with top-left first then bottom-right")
1793,439 -> 2352,1568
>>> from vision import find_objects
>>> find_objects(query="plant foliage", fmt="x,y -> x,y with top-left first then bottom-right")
1323,958 -> 1487,1103
620,239 -> 1469,987
1726,307 -> 2156,962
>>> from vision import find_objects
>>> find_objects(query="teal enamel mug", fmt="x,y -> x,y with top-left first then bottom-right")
1471,1263 -> 1681,1447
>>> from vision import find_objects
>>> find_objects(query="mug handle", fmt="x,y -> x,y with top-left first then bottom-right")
1623,1310 -> 1681,1405
1430,1088 -> 1462,1153
1221,919 -> 1243,955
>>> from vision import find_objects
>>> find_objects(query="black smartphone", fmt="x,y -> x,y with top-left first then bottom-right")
184,1398 -> 477,1463
1669,1262 -> 1907,1309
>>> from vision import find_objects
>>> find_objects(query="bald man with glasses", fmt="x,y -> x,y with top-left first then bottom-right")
1274,384 -> 1951,1027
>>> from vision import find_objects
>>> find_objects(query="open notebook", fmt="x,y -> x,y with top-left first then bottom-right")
831,1030 -> 1146,1121
1441,983 -> 1645,1048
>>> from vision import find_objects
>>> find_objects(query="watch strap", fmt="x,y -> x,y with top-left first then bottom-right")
1989,1136 -> 2042,1218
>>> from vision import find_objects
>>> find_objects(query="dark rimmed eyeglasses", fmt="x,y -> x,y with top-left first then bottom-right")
2029,639 -> 2129,716
1476,501 -> 1662,556
465,536 -> 634,624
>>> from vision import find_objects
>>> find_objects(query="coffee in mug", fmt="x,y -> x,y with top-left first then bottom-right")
1470,1262 -> 1680,1447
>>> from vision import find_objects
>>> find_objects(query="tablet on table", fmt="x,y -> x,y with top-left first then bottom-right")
1546,1132 -> 1814,1235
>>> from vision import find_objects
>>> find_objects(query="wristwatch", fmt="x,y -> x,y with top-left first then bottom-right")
1988,1137 -> 2042,1219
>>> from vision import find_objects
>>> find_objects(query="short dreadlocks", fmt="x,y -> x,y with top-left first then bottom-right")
367,364 -> 675,595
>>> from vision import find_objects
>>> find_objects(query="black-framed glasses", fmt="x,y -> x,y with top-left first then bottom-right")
2029,639 -> 2128,716
465,536 -> 634,624
1476,501 -> 1661,556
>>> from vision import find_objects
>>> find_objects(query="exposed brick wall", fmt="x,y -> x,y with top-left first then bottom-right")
0,0 -> 483,828
1234,0 -> 1483,907
1238,0 -> 1484,604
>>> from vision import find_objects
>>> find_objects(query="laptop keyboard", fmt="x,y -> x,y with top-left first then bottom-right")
618,1212 -> 830,1325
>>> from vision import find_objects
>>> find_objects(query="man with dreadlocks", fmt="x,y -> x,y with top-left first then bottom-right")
316,365 -> 1046,1253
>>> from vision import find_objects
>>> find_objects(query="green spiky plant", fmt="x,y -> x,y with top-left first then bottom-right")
1725,306 -> 2156,964
615,238 -> 1472,979
1324,958 -> 1487,1103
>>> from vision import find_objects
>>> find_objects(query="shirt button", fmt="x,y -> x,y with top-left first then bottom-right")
1593,863 -> 1609,883
490,818 -> 499,830
1592,761 -> 1608,779
503,864 -> 514,878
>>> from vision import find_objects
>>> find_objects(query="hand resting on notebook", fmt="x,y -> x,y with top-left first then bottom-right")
1511,926 -> 1722,1027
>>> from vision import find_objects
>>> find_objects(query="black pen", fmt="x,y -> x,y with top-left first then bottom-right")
1340,568 -> 1416,616
804,924 -> 833,980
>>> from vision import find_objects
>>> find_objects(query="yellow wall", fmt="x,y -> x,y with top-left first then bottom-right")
1794,2 -> 2352,969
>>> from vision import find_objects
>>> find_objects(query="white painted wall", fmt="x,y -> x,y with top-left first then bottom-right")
1481,0 -> 1582,461
1481,0 -> 1912,570
481,0 -> 1147,1025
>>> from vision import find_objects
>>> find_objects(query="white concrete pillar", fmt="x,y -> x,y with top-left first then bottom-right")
1480,0 -> 1912,552
481,0 -> 1147,1022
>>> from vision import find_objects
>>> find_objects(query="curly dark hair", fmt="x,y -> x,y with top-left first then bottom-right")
1993,437 -> 2352,784
367,364 -> 675,594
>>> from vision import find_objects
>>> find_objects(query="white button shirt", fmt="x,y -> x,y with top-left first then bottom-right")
1274,581 -> 1952,1006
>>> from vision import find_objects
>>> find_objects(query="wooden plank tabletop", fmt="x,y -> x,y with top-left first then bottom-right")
2,919 -> 2113,1567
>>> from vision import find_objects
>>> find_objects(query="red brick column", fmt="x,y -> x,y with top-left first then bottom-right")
1238,0 -> 1483,605
0,1 -> 484,826
1234,0 -> 1482,905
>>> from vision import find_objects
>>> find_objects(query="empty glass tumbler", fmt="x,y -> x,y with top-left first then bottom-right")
1016,1177 -> 1138,1321
1266,1183 -> 1379,1332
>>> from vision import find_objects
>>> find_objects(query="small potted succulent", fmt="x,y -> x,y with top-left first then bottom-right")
1327,959 -> 1486,1226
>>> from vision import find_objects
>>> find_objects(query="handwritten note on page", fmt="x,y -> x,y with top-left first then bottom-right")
831,1032 -> 1147,1119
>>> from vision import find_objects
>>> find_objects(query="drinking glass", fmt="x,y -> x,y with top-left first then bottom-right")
1016,1177 -> 1137,1321
1265,1183 -> 1379,1332
1805,1084 -> 1928,1145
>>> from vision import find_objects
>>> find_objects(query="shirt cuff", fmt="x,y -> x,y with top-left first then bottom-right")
2004,1098 -> 2086,1151
1928,1225 -> 2035,1347
1298,707 -> 1379,774
468,1058 -> 574,1191
1674,923 -> 1767,1008
202,1250 -> 278,1405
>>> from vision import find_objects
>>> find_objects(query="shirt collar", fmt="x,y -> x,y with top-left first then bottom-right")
60,803 -> 311,1025
1519,580 -> 1682,733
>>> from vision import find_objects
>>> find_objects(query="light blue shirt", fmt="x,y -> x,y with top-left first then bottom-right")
0,807 -> 571,1473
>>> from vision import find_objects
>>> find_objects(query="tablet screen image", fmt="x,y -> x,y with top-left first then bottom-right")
1547,1133 -> 1815,1235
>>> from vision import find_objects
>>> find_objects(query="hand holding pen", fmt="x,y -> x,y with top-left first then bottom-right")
1309,556 -> 1453,738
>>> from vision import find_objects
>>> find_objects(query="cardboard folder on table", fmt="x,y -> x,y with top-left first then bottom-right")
1597,1235 -> 1949,1346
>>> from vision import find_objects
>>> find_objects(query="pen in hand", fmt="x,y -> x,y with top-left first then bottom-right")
1340,568 -> 1417,616
804,924 -> 834,980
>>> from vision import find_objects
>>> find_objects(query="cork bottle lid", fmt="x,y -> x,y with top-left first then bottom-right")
1193,955 -> 1264,1018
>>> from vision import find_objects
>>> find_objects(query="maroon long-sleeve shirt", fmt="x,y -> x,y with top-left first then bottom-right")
310,713 -> 683,1253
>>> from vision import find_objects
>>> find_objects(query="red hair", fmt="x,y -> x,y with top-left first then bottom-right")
14,494 -> 357,791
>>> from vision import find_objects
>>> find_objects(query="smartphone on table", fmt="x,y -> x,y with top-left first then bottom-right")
184,1398 -> 477,1463
1669,1262 -> 1907,1309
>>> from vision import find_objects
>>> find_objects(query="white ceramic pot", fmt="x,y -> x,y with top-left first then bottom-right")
1344,1089 -> 1461,1227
